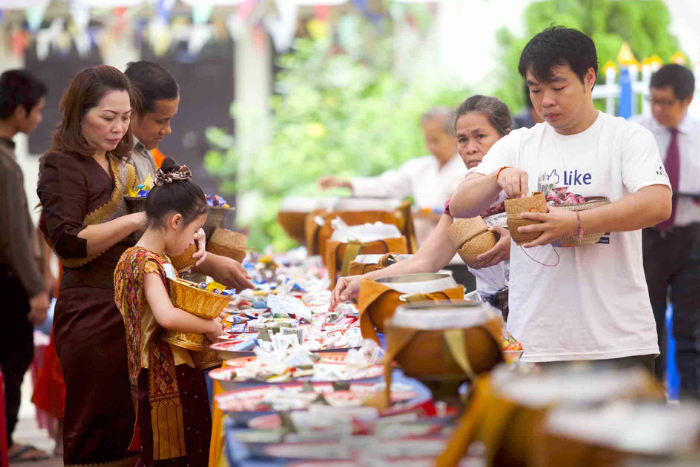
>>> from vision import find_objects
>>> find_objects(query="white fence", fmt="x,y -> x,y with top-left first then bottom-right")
591,63 -> 700,118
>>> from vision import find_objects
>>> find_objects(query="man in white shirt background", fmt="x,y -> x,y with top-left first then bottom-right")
450,26 -> 671,372
317,107 -> 466,246
632,64 -> 700,399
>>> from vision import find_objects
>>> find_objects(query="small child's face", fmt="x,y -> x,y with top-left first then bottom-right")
166,212 -> 208,257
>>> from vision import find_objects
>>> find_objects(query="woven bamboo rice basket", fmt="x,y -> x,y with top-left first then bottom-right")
553,197 -> 611,247
277,211 -> 307,244
170,243 -> 198,273
447,217 -> 498,269
437,365 -> 665,467
210,228 -> 247,248
505,192 -> 548,245
203,207 -> 233,240
207,228 -> 248,262
359,273 -> 464,345
207,243 -> 247,263
167,278 -> 229,319
124,196 -> 146,213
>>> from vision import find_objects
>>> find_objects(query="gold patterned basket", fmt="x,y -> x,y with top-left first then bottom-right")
162,275 -> 229,352
167,278 -> 229,319
161,331 -> 204,352
505,192 -> 548,245
447,217 -> 498,269
170,243 -> 198,273
553,196 -> 611,247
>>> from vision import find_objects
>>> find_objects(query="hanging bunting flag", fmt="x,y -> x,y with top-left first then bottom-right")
188,24 -> 213,55
314,5 -> 330,21
69,0 -> 90,30
226,13 -> 245,41
351,0 -> 382,26
192,5 -> 214,25
337,14 -> 360,53
306,18 -> 329,39
237,0 -> 258,21
148,16 -> 172,57
251,23 -> 267,51
35,18 -> 64,61
25,0 -> 49,33
10,28 -> 29,58
69,0 -> 92,57
263,0 -> 298,53
157,0 -> 176,22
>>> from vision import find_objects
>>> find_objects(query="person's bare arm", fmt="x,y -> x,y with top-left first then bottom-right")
448,168 -> 528,218
193,253 -> 255,290
519,185 -> 672,247
330,215 -> 457,307
78,212 -> 146,257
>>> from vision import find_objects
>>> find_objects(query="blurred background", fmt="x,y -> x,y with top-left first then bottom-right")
3,0 -> 699,251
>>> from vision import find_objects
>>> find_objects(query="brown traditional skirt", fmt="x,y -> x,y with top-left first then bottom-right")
54,286 -> 137,467
135,367 -> 211,467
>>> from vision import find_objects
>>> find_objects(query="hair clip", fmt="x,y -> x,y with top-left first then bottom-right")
154,165 -> 193,186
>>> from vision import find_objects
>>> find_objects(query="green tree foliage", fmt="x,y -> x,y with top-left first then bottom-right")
496,0 -> 685,114
206,31 -> 469,252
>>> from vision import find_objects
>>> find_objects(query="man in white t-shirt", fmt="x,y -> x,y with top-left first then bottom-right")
449,27 -> 672,370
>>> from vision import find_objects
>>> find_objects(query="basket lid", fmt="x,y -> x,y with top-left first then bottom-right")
546,402 -> 700,456
353,254 -> 412,264
389,300 -> 497,330
332,197 -> 403,212
279,197 -> 336,213
374,273 -> 459,295
447,217 -> 488,248
491,365 -> 661,407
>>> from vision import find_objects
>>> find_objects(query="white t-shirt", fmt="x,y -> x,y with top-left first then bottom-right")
469,112 -> 670,362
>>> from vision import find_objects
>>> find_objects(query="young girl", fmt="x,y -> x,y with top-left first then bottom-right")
115,158 -> 226,466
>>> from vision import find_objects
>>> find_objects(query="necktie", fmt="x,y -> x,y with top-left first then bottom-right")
658,128 -> 679,231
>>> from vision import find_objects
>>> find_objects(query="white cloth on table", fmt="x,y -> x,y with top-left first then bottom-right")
352,154 -> 467,245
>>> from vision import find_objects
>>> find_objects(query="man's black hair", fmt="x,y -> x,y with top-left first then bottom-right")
523,83 -> 532,109
650,64 -> 695,101
0,69 -> 47,120
124,61 -> 179,116
518,26 -> 598,86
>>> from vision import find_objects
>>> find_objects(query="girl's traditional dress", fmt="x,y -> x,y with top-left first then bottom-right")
114,247 -> 216,467
37,151 -> 138,466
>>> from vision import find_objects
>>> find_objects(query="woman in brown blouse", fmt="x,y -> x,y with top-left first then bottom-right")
37,65 -> 154,467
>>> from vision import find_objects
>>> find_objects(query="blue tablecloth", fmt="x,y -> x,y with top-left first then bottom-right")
224,370 -> 431,467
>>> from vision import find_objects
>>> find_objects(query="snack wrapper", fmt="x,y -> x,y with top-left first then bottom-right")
206,194 -> 230,208
538,171 -> 586,205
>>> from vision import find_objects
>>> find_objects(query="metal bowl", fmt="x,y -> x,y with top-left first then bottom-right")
375,273 -> 453,284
